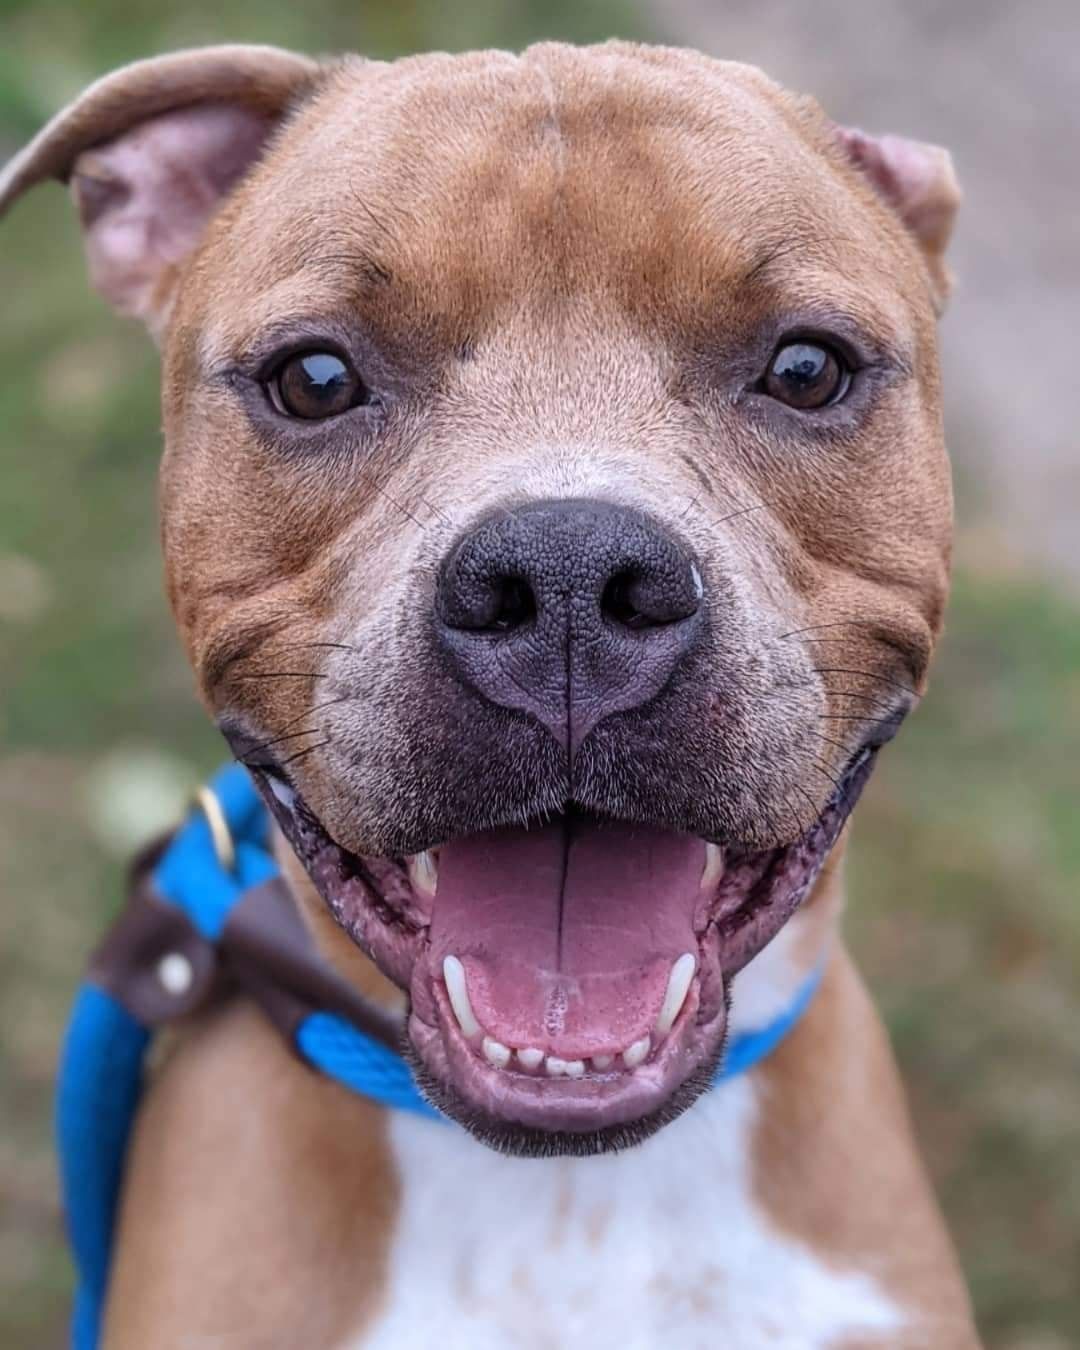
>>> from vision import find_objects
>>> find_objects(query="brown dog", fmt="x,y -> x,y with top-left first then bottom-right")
1,41 -> 980,1348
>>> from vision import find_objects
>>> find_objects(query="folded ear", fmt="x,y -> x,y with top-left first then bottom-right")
0,45 -> 320,339
835,126 -> 961,313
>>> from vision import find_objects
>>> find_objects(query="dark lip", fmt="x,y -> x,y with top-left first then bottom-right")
237,739 -> 880,1147
406,979 -> 730,1155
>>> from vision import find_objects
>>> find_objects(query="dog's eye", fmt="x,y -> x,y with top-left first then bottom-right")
763,341 -> 849,410
268,351 -> 369,420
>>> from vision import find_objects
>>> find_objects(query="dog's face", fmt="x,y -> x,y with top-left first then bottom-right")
1,42 -> 958,1150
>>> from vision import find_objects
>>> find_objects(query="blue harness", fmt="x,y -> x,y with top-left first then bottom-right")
56,762 -> 821,1349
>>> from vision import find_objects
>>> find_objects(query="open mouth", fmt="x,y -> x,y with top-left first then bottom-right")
249,748 -> 876,1152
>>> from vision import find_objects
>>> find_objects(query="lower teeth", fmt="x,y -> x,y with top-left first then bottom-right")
443,952 -> 696,1078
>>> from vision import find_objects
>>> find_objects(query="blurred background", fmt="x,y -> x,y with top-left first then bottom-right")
1,1 -> 1077,1346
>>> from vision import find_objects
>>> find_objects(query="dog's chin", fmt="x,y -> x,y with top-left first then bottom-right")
247,749 -> 876,1154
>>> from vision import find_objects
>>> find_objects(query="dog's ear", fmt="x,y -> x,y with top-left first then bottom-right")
835,127 -> 961,313
0,45 -> 320,339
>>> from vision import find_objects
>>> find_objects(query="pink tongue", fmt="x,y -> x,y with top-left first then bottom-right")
428,816 -> 706,1058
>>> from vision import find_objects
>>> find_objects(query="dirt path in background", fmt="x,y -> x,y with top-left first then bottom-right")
657,0 -> 1080,585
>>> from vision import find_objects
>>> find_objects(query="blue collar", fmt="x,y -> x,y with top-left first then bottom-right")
55,763 -> 821,1349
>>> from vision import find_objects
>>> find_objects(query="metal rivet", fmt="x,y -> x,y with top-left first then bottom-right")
156,951 -> 194,997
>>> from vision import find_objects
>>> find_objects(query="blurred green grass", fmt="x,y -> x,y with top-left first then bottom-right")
1,5 -> 1078,1348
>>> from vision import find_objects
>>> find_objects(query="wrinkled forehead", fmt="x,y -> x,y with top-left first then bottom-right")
188,47 -> 922,358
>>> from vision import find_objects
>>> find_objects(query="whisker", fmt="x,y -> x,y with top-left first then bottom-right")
345,454 -> 428,532
416,494 -> 450,527
758,796 -> 787,846
229,671 -> 329,682
816,689 -> 895,713
811,760 -> 844,793
260,640 -> 364,658
241,693 -> 355,758
355,453 -> 446,532
715,503 -> 771,527
817,696 -> 894,719
305,694 -> 354,716
779,620 -> 881,640
777,788 -> 810,842
777,794 -> 807,840
816,732 -> 861,757
795,637 -> 888,647
244,726 -> 323,757
364,476 -> 423,530
812,666 -> 917,698
788,780 -> 822,830
245,739 -> 333,774
278,739 -> 332,768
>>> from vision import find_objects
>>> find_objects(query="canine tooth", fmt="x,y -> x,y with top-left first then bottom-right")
623,1037 -> 651,1069
482,1037 -> 511,1068
655,953 -> 697,1037
591,1054 -> 614,1070
701,842 -> 724,891
442,955 -> 480,1038
408,849 -> 438,898
516,1047 -> 544,1070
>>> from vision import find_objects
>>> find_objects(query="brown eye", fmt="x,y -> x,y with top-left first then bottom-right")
269,351 -> 368,419
763,342 -> 849,409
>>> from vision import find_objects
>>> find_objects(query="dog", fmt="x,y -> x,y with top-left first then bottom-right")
1,41 -> 980,1349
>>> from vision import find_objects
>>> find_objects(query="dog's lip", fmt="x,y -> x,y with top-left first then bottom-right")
247,746 -> 878,1139
407,964 -> 729,1137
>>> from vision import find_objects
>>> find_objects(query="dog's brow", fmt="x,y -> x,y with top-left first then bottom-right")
738,235 -> 866,290
303,249 -> 393,287
740,239 -> 810,288
196,265 -> 389,370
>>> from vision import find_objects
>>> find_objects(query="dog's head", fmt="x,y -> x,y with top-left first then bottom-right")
1,42 -> 959,1151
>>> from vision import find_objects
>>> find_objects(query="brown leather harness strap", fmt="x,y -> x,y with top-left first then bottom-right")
91,840 -> 403,1054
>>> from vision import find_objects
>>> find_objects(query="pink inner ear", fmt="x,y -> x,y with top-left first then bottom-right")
70,103 -> 271,332
835,126 -> 957,257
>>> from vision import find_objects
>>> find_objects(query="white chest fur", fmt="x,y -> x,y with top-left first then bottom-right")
348,927 -> 904,1350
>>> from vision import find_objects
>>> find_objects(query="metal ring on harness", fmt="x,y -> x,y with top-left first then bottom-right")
191,785 -> 236,874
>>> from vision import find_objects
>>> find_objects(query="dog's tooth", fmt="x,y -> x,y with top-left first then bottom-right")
655,953 -> 697,1037
622,1036 -> 651,1069
482,1036 -> 511,1069
591,1054 -> 614,1071
545,1056 -> 586,1077
408,849 -> 438,898
516,1047 -> 544,1070
701,842 -> 724,891
442,955 -> 480,1038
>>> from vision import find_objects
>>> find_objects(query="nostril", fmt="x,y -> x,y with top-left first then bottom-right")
441,570 -> 538,634
488,576 -> 536,633
602,571 -> 654,630
602,565 -> 702,631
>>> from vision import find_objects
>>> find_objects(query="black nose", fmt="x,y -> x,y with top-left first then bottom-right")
435,499 -> 704,755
